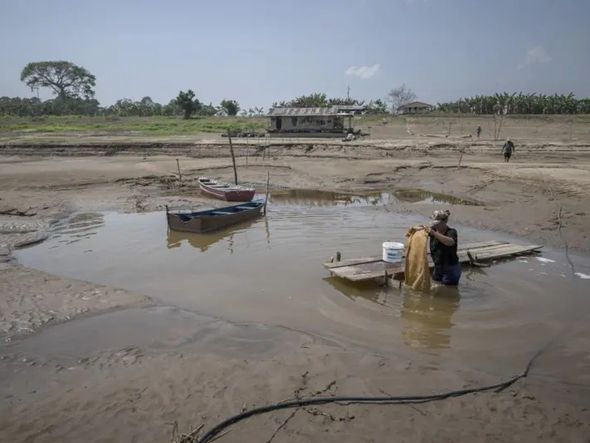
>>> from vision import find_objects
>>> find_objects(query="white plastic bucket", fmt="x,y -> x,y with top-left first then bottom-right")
382,242 -> 404,263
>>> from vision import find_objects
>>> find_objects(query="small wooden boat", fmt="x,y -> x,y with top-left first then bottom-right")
198,177 -> 256,202
166,201 -> 264,233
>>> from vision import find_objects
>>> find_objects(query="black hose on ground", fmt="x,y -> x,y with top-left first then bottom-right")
194,349 -> 544,443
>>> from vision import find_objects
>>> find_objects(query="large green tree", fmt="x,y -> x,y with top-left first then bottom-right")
219,99 -> 240,116
175,90 -> 201,119
20,61 -> 96,99
365,99 -> 388,114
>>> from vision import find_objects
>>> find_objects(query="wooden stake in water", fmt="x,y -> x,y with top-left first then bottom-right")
264,171 -> 270,215
228,130 -> 238,185
176,158 -> 182,186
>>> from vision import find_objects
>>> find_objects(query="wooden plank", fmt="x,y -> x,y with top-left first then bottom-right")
334,263 -> 403,282
329,261 -> 403,281
324,256 -> 382,269
458,240 -> 509,249
464,243 -> 531,254
455,248 -> 537,263
324,240 -> 508,270
471,245 -> 543,261
466,244 -> 541,259
326,242 -> 543,283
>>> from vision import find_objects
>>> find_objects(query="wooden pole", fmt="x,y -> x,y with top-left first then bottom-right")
228,130 -> 238,185
264,170 -> 270,215
176,158 -> 182,186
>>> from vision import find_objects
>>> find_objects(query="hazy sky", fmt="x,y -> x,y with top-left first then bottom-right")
1,0 -> 589,109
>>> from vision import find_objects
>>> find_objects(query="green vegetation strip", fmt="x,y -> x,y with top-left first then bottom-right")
0,116 -> 267,135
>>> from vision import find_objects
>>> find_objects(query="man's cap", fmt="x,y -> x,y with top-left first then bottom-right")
432,209 -> 450,221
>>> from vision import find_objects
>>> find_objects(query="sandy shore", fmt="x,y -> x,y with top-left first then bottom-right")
0,267 -> 150,340
2,320 -> 589,443
1,120 -> 590,442
2,303 -> 589,442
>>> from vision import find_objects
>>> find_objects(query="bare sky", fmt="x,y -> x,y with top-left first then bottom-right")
1,0 -> 589,109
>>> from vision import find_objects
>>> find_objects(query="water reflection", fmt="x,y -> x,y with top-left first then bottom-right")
400,286 -> 460,349
166,217 -> 260,253
267,188 -> 481,207
325,276 -> 460,349
167,229 -> 234,253
393,188 -> 481,206
270,189 -> 393,207
323,276 -> 391,307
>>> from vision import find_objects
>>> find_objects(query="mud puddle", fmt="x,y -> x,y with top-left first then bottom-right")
269,189 -> 394,206
269,189 -> 481,207
13,200 -> 590,375
393,188 -> 482,205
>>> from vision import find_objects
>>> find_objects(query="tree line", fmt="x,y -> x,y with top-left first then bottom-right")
0,94 -> 250,118
3,61 -> 589,117
3,61 -> 245,118
437,92 -> 590,115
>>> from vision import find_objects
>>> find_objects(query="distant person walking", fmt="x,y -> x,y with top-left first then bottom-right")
502,139 -> 515,162
476,125 -> 482,138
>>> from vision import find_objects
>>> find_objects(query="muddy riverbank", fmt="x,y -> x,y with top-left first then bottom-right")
2,305 -> 589,443
1,141 -> 589,252
1,136 -> 590,442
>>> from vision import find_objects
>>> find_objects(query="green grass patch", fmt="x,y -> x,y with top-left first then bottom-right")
0,116 -> 268,136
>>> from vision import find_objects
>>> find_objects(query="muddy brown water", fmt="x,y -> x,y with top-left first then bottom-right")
261,188 -> 481,207
10,196 -> 590,381
392,188 -> 482,205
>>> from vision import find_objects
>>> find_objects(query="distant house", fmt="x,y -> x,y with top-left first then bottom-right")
267,105 -> 364,137
397,101 -> 434,114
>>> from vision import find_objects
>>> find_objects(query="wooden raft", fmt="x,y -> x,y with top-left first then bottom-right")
323,240 -> 543,283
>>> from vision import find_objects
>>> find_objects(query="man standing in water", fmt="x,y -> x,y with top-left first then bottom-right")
502,138 -> 515,162
428,209 -> 461,285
